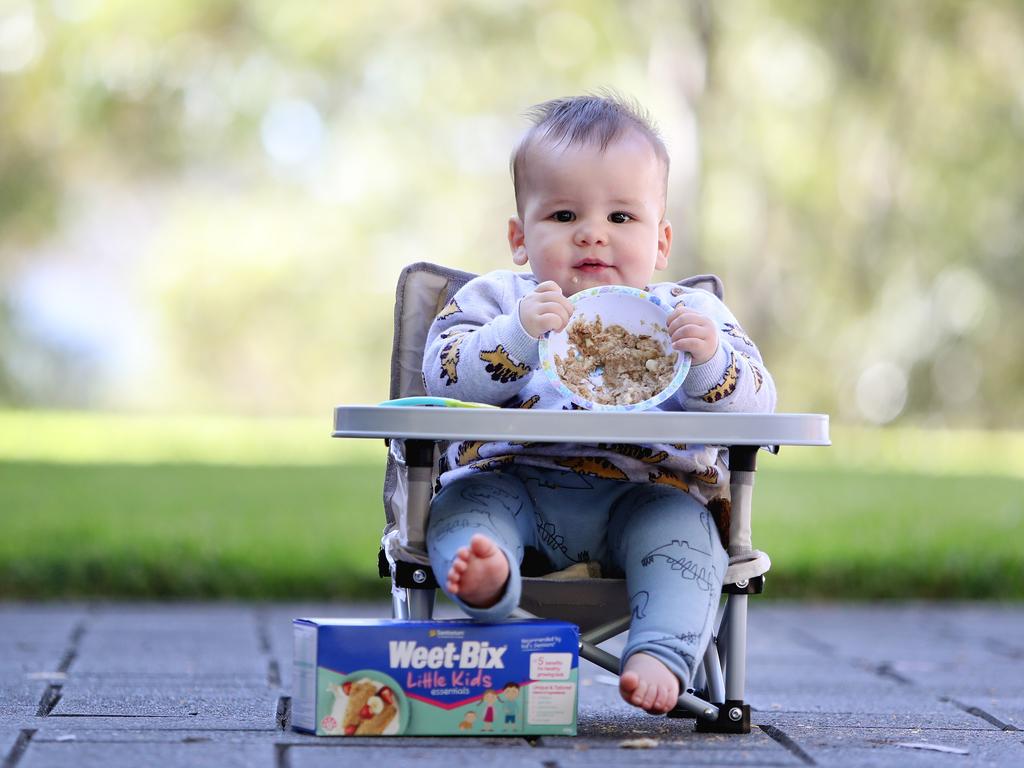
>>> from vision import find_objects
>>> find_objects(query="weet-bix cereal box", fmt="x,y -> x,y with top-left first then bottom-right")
292,618 -> 578,736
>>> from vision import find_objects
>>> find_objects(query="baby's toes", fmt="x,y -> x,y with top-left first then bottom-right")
622,677 -> 641,706
469,534 -> 496,558
644,684 -> 662,711
655,685 -> 674,713
631,680 -> 651,709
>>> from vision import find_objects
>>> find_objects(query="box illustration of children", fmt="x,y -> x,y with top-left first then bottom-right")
423,93 -> 776,715
458,710 -> 477,731
499,682 -> 521,731
478,689 -> 499,732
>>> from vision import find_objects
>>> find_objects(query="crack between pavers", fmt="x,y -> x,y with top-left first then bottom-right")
47,714 -> 188,718
274,743 -> 292,768
762,721 -> 1007,732
57,621 -> 87,674
787,628 -> 835,656
2,729 -> 36,768
256,610 -> 284,692
867,661 -> 913,686
758,723 -> 816,765
940,697 -> 1020,732
276,696 -> 291,730
35,684 -> 62,717
984,637 -> 1024,661
256,617 -> 272,654
268,659 -> 282,687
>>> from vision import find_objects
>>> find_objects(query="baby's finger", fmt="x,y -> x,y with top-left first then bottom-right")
539,298 -> 573,322
669,320 -> 712,340
669,316 -> 714,339
537,312 -> 569,333
531,297 -> 571,324
535,280 -> 564,296
671,339 -> 712,358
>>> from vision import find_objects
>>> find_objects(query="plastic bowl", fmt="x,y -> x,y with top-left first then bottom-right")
538,285 -> 690,411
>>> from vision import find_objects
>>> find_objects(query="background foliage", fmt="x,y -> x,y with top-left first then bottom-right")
1,1 -> 1022,599
1,0 -> 1021,425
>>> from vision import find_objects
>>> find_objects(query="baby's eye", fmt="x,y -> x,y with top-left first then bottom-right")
609,212 -> 632,223
552,210 -> 575,222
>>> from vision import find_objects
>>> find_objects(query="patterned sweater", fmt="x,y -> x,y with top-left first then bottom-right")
422,270 -> 776,506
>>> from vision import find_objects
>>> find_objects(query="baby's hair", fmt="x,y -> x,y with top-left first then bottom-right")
502,682 -> 520,690
510,91 -> 670,214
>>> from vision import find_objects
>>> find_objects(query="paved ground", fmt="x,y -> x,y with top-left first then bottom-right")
1,601 -> 1022,767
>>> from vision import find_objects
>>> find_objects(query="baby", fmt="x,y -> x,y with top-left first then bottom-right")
422,94 -> 776,714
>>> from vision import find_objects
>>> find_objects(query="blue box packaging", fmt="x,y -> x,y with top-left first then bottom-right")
292,618 -> 578,736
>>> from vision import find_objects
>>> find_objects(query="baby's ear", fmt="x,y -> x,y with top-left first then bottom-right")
656,218 -> 672,270
508,217 -> 528,266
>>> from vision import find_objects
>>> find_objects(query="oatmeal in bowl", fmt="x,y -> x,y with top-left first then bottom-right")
538,285 -> 690,411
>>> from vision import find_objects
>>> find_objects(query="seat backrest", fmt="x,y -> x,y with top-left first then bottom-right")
390,262 -> 477,400
390,261 -> 724,400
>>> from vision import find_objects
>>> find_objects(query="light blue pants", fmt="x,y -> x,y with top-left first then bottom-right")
426,464 -> 728,689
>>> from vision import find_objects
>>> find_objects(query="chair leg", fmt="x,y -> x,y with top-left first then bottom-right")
695,594 -> 750,734
391,586 -> 436,620
703,634 -> 726,705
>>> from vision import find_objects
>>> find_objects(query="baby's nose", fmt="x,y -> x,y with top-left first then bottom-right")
573,221 -> 607,246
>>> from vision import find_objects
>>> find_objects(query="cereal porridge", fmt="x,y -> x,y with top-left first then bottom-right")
554,316 -> 677,406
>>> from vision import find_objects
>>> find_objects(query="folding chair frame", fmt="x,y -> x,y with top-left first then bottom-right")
387,437 -> 767,734
355,262 -> 828,735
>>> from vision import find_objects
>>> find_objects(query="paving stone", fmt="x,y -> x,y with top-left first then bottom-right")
29,726 -> 285,744
18,739 -> 275,768
287,743 -> 551,768
934,604 -> 1024,642
74,606 -> 265,678
51,685 -> 280,721
0,605 -> 87,681
287,733 -> 534,747
939,693 -> 1023,731
747,689 -> 961,717
0,680 -> 49,719
767,724 -> 1024,767
758,709 -> 999,732
529,745 -> 799,766
20,715 -> 280,733
0,728 -> 31,765
4,601 -> 1024,767
893,658 -> 1023,696
290,745 -> 798,768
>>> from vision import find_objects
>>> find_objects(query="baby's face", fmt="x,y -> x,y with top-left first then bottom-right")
510,130 -> 671,296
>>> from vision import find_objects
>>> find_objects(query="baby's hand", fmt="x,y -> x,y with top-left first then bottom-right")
519,281 -> 574,339
667,300 -> 719,365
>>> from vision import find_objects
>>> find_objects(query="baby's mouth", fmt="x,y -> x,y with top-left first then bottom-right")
573,261 -> 612,274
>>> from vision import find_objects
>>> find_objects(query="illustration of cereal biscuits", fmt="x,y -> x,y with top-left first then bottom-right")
355,687 -> 398,735
341,679 -> 377,734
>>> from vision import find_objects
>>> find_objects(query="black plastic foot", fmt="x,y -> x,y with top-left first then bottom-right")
694,700 -> 751,734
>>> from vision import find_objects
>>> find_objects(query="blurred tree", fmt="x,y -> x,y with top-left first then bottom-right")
0,0 -> 1020,425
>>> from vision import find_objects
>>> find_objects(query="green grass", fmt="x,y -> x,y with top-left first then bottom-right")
0,410 -> 1022,599
753,467 -> 1023,599
0,462 -> 386,599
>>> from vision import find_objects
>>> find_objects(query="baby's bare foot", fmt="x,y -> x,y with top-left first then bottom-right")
619,652 -> 681,714
446,534 -> 509,608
